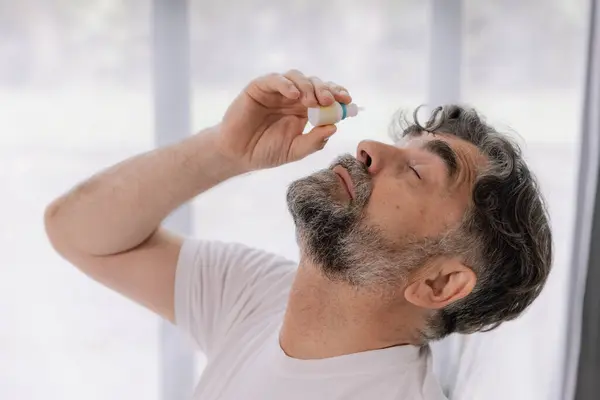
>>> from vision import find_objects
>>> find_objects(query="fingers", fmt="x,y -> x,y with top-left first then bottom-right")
255,73 -> 301,100
290,124 -> 338,161
284,70 -> 352,108
308,76 -> 335,106
325,81 -> 353,104
254,70 -> 352,108
284,70 -> 320,107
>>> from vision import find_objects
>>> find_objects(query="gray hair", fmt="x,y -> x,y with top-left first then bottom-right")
391,105 -> 553,340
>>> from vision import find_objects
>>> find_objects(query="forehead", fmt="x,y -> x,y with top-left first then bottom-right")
399,132 -> 483,164
401,131 -> 485,190
399,131 -> 468,150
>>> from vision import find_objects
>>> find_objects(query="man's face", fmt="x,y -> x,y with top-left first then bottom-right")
286,132 -> 481,287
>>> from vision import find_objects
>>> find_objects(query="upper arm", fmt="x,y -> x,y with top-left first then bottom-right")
58,228 -> 183,323
50,225 -> 296,355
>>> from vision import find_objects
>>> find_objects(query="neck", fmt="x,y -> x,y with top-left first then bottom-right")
279,259 -> 422,360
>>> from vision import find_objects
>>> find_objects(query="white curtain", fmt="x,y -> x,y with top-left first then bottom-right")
563,0 -> 600,398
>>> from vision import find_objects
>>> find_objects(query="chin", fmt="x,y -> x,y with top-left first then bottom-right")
286,156 -> 379,285
288,188 -> 421,287
287,175 -> 354,275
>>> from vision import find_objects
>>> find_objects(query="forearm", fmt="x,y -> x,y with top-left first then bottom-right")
45,125 -> 243,256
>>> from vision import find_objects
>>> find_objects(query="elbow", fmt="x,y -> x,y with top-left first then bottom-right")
44,198 -> 60,228
44,200 -> 106,275
44,198 -> 74,259
44,199 -> 60,242
44,198 -> 132,258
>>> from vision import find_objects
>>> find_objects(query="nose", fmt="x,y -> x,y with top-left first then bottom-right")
356,140 -> 399,175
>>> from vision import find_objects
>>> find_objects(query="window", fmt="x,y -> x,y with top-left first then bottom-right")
1,1 -> 159,399
438,1 -> 589,399
189,0 -> 429,252
189,0 -> 430,376
2,1 -> 592,399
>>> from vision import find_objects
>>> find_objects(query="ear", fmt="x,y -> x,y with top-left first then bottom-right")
404,258 -> 476,310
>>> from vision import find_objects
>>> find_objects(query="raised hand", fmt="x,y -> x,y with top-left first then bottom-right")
216,70 -> 352,171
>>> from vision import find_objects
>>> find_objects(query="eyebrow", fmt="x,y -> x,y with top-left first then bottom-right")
423,139 -> 459,177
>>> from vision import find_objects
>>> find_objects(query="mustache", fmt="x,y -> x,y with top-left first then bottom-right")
329,153 -> 366,173
329,153 -> 372,203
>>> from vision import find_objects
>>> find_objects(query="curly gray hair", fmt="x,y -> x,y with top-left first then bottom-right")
392,105 -> 553,340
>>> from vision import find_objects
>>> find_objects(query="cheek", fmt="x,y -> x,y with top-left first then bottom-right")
364,182 -> 428,238
363,182 -> 455,239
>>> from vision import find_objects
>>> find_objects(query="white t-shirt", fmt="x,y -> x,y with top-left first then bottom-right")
175,239 -> 448,400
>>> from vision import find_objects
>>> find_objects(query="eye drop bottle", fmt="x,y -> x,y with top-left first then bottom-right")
308,102 -> 361,127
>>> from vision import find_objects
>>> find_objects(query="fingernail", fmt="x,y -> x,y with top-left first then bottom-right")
340,89 -> 349,96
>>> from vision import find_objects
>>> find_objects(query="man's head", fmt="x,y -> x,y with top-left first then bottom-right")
286,105 -> 553,341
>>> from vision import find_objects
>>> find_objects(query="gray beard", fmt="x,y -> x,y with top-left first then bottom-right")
286,154 -> 433,286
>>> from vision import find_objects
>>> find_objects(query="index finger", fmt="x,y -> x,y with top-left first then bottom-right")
254,73 -> 301,100
309,76 -> 336,106
326,81 -> 353,104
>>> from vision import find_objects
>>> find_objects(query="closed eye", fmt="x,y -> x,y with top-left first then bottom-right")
409,166 -> 421,180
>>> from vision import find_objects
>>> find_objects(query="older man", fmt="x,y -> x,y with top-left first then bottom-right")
45,70 -> 552,399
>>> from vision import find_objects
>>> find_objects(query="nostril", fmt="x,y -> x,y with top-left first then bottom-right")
358,148 -> 373,168
360,150 -> 372,167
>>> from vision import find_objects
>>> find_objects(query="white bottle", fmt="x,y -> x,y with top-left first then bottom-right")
308,102 -> 361,127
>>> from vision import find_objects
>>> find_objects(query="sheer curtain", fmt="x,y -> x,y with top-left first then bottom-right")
1,1 -> 591,399
432,1 -> 589,399
0,1 -> 161,399
188,0 -> 430,371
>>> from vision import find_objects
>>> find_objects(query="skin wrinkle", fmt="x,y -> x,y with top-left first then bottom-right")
286,105 -> 552,343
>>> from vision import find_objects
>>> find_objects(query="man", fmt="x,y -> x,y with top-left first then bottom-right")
44,70 -> 553,399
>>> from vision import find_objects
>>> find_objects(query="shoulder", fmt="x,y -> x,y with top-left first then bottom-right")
419,345 -> 449,400
174,238 -> 297,353
176,238 -> 297,317
178,238 -> 297,279
399,346 -> 448,400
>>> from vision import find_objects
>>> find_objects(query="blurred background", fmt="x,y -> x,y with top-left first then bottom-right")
0,0 -> 596,399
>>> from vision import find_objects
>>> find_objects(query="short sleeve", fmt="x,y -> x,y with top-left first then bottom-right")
174,239 -> 296,357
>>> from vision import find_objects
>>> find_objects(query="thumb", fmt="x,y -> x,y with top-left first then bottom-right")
290,124 -> 337,161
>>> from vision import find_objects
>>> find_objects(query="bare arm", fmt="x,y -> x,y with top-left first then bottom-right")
44,71 -> 348,324
44,126 -> 243,322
